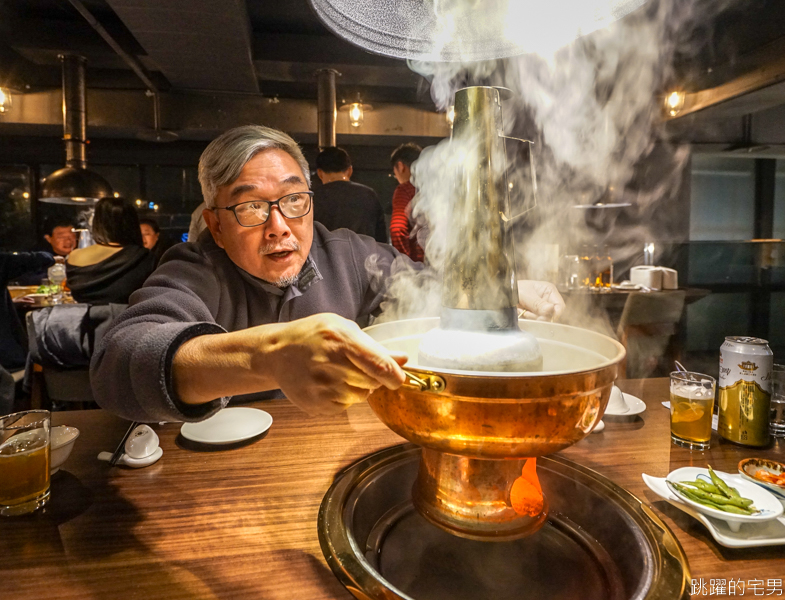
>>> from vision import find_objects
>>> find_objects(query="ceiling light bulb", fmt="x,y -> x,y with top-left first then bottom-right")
665,91 -> 685,117
136,199 -> 143,206
114,192 -> 120,198
22,192 -> 30,198
0,87 -> 11,113
348,102 -> 363,127
153,203 -> 159,211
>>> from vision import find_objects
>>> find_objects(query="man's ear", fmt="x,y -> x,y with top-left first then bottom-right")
44,234 -> 52,245
316,168 -> 326,184
202,207 -> 225,249
346,165 -> 353,179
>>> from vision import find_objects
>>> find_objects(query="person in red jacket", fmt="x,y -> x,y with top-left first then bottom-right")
389,143 -> 424,262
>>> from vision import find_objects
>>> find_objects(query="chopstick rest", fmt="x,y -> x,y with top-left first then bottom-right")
98,424 -> 163,468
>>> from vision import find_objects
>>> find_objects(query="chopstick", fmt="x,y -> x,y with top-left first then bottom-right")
109,421 -> 138,466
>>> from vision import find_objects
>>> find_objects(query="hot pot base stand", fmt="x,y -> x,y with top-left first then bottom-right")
319,444 -> 690,600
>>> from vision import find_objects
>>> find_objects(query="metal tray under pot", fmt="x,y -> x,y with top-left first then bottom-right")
319,444 -> 689,600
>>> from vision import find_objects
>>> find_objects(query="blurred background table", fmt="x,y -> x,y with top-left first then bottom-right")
560,288 -> 712,379
2,379 -> 784,600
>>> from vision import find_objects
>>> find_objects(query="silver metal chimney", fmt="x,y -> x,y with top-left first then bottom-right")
40,54 -> 113,205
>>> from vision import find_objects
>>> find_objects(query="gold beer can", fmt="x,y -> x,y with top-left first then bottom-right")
718,336 -> 773,447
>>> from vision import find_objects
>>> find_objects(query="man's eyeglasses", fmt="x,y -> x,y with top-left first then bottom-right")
213,191 -> 313,227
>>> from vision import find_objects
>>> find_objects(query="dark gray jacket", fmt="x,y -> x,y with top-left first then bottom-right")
90,223 -> 403,423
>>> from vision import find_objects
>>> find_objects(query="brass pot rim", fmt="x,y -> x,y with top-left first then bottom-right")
366,317 -> 626,383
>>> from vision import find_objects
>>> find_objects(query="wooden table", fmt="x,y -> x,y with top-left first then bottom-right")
2,379 -> 784,599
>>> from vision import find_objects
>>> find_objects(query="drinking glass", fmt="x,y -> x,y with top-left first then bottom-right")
0,410 -> 51,516
670,372 -> 716,451
559,255 -> 580,290
770,364 -> 785,438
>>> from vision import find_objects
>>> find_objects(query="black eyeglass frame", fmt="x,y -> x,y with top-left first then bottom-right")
212,191 -> 314,227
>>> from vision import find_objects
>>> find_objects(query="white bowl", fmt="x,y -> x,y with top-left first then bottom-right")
51,425 -> 80,474
666,467 -> 783,532
738,458 -> 785,500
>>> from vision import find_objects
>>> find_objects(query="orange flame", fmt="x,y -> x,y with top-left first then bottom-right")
510,458 -> 544,517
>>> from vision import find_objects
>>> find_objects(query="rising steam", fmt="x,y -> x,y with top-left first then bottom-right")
373,0 -> 736,332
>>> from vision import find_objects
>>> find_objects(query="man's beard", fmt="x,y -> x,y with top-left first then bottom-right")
259,240 -> 301,289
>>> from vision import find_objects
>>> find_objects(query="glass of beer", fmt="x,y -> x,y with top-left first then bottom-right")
0,410 -> 51,516
670,372 -> 716,450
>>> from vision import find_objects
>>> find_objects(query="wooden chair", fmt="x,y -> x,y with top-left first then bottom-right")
616,291 -> 686,379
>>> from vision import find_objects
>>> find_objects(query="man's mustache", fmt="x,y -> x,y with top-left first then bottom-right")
260,240 -> 300,255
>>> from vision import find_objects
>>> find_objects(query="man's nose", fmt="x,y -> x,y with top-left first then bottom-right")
263,206 -> 291,238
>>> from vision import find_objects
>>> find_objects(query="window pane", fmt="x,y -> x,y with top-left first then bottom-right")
0,166 -> 34,251
690,156 -> 755,241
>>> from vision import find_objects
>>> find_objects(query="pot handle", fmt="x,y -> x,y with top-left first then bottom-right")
402,370 -> 446,393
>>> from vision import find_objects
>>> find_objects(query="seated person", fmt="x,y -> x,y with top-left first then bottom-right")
44,217 -> 78,258
312,147 -> 387,243
140,218 -> 170,266
66,197 -> 156,304
1,251 -> 55,371
10,218 -> 76,285
90,125 -> 564,423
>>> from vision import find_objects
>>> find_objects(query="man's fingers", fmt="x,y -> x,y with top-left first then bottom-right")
341,331 -> 406,390
389,351 -> 409,366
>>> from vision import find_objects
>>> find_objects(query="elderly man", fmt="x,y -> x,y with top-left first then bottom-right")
91,125 -> 564,423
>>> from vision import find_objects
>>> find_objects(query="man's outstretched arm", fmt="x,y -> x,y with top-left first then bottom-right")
173,313 -> 407,416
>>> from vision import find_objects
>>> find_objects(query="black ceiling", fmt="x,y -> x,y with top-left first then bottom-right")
1,0 -> 785,113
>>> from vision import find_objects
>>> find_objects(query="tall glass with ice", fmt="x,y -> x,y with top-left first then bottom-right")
670,372 -> 716,450
0,410 -> 51,516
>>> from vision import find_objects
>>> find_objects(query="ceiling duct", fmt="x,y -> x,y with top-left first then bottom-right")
40,54 -> 113,205
316,69 -> 339,150
307,0 -> 650,61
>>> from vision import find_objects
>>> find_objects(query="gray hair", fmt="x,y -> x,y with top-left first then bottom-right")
198,125 -> 311,208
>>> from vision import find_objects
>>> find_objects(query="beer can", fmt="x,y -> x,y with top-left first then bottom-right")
718,336 -> 773,447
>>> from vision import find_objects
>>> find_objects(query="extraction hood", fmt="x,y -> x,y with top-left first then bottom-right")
40,54 -> 113,205
307,0 -> 650,61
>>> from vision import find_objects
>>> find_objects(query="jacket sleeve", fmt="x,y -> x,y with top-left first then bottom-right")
90,245 -> 230,423
0,251 -> 54,285
373,193 -> 388,244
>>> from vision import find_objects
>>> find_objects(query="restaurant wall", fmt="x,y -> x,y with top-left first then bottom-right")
0,134 -> 435,251
683,153 -> 785,375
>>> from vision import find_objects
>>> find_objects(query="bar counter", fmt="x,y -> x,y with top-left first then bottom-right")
3,378 -> 784,599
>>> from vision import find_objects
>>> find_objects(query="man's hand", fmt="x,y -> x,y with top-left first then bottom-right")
264,314 -> 407,415
173,313 -> 408,416
517,280 -> 565,322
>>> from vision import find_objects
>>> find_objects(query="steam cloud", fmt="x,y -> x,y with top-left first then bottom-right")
374,0 -> 737,336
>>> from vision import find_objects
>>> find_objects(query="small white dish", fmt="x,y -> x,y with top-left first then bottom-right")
606,386 -> 628,414
643,472 -> 785,547
51,425 -> 80,474
180,407 -> 273,445
738,458 -> 785,500
643,467 -> 783,534
604,392 -> 646,416
591,419 -> 605,433
615,281 -> 642,290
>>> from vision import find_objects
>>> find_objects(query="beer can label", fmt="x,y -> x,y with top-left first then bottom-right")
718,340 -> 773,446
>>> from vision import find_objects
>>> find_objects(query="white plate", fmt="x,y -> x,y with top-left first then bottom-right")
643,469 -> 785,544
180,407 -> 273,445
604,392 -> 646,416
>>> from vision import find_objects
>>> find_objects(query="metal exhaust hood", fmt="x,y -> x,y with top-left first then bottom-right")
307,0 -> 650,61
40,54 -> 113,205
